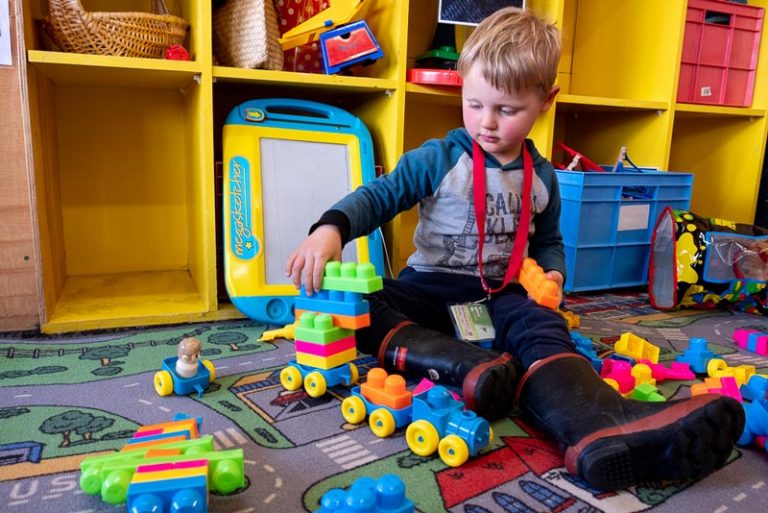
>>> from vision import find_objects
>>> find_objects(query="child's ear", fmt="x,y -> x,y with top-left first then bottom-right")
540,85 -> 560,113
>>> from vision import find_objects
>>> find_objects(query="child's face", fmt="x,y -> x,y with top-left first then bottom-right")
462,63 -> 557,165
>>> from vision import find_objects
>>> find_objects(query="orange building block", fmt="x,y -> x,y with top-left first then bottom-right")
518,258 -> 561,309
360,368 -> 413,410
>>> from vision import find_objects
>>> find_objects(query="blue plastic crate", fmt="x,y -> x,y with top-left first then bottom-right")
557,169 -> 693,292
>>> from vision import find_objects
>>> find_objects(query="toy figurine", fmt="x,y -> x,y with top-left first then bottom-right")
176,337 -> 202,378
155,339 -> 216,398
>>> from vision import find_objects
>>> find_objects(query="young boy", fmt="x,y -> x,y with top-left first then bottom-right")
285,7 -> 744,491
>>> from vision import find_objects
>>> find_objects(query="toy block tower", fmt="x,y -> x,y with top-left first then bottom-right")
295,261 -> 383,329
291,261 -> 383,373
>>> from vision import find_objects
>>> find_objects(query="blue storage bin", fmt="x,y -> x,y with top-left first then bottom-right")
557,169 -> 693,292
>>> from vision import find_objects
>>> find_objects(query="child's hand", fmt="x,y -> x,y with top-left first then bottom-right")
544,270 -> 564,303
545,270 -> 564,291
285,225 -> 343,295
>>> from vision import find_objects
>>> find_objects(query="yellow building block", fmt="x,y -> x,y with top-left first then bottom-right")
616,332 -> 660,363
296,348 -> 357,370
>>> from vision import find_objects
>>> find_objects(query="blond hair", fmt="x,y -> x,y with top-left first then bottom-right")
457,7 -> 561,99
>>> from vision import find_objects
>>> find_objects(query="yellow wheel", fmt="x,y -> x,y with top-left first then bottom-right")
154,370 -> 173,396
280,366 -> 302,391
202,359 -> 216,383
304,372 -> 327,398
341,396 -> 367,424
406,420 -> 439,456
369,408 -> 396,438
439,434 -> 470,467
348,363 -> 359,385
488,425 -> 495,444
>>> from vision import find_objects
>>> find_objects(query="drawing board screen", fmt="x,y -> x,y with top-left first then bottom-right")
259,138 -> 359,285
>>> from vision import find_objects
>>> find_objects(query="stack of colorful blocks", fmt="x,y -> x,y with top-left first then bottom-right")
79,414 -> 244,512
280,262 -> 383,398
733,328 -> 768,356
122,415 -> 200,452
294,261 -> 383,370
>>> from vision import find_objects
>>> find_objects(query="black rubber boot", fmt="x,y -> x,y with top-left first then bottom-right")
378,321 -> 518,420
516,354 -> 745,490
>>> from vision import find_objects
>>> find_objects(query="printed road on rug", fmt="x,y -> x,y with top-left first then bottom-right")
1,292 -> 767,513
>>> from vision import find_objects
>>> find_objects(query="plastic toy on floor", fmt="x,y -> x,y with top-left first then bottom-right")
280,261 -> 383,398
674,337 -> 720,374
342,368 -> 493,467
79,414 -> 244,507
314,474 -> 414,513
733,328 -> 768,356
154,337 -> 216,398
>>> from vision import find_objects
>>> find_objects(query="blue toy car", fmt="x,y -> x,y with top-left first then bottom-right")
406,386 -> 493,467
154,356 -> 216,398
280,360 -> 359,398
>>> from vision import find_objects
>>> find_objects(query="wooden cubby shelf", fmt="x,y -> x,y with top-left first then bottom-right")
18,0 -> 768,332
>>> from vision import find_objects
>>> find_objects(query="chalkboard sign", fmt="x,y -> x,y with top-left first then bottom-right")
438,0 -> 525,26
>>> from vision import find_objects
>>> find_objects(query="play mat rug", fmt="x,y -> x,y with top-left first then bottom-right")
1,291 -> 767,512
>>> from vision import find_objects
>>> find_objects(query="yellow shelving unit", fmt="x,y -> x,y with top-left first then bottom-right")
18,0 -> 768,332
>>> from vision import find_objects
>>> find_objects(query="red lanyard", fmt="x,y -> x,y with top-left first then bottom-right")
472,140 -> 533,296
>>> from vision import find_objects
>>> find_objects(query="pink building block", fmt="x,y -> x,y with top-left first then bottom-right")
733,328 -> 759,349
295,336 -> 356,357
600,359 -> 635,394
732,328 -> 768,356
637,359 -> 695,382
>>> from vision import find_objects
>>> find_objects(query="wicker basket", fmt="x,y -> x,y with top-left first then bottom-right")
212,0 -> 283,70
45,0 -> 189,59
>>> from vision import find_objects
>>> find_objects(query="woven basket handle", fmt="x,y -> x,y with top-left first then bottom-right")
152,0 -> 170,15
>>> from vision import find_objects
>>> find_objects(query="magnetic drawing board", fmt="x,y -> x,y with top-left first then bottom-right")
223,98 -> 384,326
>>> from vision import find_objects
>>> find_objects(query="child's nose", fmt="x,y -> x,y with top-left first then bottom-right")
481,111 -> 497,128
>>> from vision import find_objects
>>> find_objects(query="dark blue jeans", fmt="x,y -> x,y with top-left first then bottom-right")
357,267 -> 576,370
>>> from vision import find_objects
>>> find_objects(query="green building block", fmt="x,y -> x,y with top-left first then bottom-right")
82,446 -> 244,503
631,382 -> 666,402
294,312 -> 354,344
320,261 -> 384,294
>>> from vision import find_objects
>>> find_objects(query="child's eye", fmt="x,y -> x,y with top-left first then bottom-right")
500,108 -> 518,116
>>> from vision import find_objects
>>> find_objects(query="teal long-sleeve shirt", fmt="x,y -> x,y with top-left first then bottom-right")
316,128 -> 566,282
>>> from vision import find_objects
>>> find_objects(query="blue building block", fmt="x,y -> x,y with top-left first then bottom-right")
674,337 -> 719,374
741,374 -> 768,402
296,288 -> 370,317
127,474 -> 208,513
606,353 -> 636,367
738,398 -> 768,446
282,360 -> 358,398
314,474 -> 414,513
571,331 -> 602,372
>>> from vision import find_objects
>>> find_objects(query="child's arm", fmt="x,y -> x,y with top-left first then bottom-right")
285,224 -> 343,295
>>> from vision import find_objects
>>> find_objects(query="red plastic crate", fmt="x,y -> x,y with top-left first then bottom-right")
678,0 -> 764,107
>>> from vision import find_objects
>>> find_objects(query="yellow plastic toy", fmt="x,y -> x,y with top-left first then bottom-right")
278,0 -> 366,51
